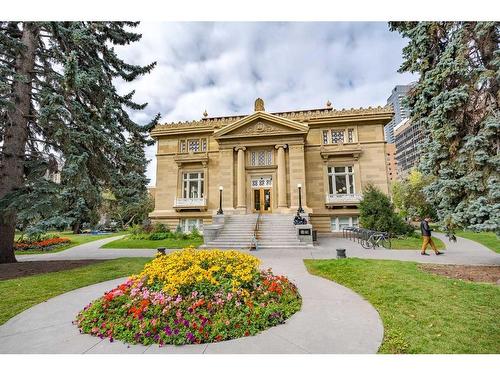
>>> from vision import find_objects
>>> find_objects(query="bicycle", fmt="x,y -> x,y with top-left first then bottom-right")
361,232 -> 391,249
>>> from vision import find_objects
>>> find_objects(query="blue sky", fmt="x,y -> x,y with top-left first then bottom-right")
115,22 -> 414,185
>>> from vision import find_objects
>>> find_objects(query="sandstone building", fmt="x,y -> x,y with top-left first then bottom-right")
150,99 -> 393,234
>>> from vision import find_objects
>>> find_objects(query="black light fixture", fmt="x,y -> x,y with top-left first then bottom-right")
217,185 -> 224,215
297,183 -> 304,214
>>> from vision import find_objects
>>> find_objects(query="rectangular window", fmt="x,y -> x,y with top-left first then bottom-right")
322,130 -> 329,144
182,172 -> 204,198
179,140 -> 186,153
331,216 -> 359,232
201,138 -> 207,152
331,129 -> 345,144
347,128 -> 354,143
188,139 -> 200,152
180,218 -> 203,233
250,150 -> 273,166
327,166 -> 355,195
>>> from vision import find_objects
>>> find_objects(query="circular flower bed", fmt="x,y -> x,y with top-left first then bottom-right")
75,248 -> 301,346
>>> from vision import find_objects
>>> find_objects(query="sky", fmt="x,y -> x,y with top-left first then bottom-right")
115,22 -> 414,186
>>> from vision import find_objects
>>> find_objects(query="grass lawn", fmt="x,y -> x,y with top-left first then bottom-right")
455,231 -> 499,254
0,257 -> 150,325
101,235 -> 204,249
14,231 -> 126,255
391,234 -> 445,250
305,258 -> 500,354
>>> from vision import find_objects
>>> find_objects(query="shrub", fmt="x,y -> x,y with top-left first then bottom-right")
75,248 -> 301,346
148,232 -> 170,241
152,223 -> 169,234
359,184 -> 414,236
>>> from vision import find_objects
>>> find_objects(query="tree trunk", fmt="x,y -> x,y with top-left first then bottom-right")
72,220 -> 82,234
0,22 -> 38,264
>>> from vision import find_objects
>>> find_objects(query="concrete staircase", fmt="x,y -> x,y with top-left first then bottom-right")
256,214 -> 311,248
202,214 -> 311,249
203,214 -> 258,249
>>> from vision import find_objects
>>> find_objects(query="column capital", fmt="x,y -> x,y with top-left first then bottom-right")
234,146 -> 246,152
275,144 -> 288,150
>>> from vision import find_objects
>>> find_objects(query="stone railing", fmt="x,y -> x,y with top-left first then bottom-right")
325,193 -> 363,204
173,197 -> 206,207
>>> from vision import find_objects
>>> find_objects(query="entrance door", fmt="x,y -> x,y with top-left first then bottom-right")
253,188 -> 272,213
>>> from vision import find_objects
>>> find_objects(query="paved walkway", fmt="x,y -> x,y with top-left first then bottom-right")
2,232 -> 498,354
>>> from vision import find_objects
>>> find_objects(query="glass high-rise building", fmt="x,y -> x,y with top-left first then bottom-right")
384,84 -> 412,143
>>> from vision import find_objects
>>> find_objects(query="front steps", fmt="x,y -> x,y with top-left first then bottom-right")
257,215 -> 311,248
202,214 -> 311,249
202,214 -> 257,249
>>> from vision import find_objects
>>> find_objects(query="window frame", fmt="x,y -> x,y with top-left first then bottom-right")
327,165 -> 355,195
330,216 -> 359,232
182,171 -> 204,199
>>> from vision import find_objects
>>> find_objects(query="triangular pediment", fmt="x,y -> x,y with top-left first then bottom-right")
213,111 -> 309,139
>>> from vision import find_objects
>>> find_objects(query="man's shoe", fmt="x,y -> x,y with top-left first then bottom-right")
421,252 -> 430,256
435,251 -> 444,255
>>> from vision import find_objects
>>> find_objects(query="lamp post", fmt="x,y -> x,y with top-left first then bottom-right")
297,183 -> 304,214
217,185 -> 224,215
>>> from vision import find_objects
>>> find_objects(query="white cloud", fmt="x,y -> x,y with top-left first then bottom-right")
115,22 -> 414,186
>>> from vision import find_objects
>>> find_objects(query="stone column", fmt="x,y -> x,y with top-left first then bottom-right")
275,144 -> 287,208
236,146 -> 246,208
289,143 -> 308,211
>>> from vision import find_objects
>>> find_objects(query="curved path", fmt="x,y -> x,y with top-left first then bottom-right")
2,232 -> 498,354
1,237 -> 383,354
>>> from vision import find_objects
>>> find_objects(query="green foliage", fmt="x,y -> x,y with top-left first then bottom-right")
152,222 -> 168,234
0,22 -> 159,261
359,184 -> 413,235
390,22 -> 500,234
391,169 -> 437,220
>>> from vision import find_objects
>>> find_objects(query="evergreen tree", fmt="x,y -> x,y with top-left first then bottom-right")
390,22 -> 499,234
359,184 -> 413,235
0,22 -> 158,263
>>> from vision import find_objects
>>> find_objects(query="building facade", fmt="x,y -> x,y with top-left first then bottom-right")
385,143 -> 397,183
394,118 -> 423,178
384,84 -> 411,143
150,99 -> 393,233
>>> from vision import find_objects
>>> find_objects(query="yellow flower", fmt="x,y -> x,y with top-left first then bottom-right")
138,248 -> 260,296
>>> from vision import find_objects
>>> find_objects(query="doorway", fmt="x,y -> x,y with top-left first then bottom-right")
253,188 -> 272,213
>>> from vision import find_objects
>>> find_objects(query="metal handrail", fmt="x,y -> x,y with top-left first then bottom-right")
251,213 -> 261,251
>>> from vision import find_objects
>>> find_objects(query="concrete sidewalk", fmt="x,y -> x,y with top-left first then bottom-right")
4,231 -> 497,354
0,255 -> 383,354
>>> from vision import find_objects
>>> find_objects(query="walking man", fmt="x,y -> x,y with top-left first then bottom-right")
420,217 -> 443,256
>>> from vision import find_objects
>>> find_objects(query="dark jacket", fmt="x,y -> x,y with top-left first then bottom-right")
420,220 -> 432,237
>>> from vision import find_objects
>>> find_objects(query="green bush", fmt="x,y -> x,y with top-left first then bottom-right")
359,184 -> 414,235
148,232 -> 170,241
152,223 -> 169,233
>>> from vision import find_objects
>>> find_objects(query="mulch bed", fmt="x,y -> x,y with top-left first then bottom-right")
0,260 -> 105,281
420,264 -> 500,284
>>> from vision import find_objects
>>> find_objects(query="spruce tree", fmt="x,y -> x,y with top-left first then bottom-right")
390,22 -> 499,234
0,22 -> 158,263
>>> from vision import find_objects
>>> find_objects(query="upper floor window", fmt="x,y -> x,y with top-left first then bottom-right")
250,150 -> 273,166
322,128 -> 356,144
179,138 -> 207,153
183,172 -> 204,198
327,166 -> 355,195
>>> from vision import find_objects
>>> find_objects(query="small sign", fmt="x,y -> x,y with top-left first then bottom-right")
299,229 -> 311,235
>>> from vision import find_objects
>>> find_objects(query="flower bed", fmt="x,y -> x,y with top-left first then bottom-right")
75,248 -> 301,346
14,237 -> 71,251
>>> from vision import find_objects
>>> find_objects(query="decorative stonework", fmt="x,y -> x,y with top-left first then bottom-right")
254,98 -> 265,111
150,105 -> 393,136
234,121 -> 288,136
